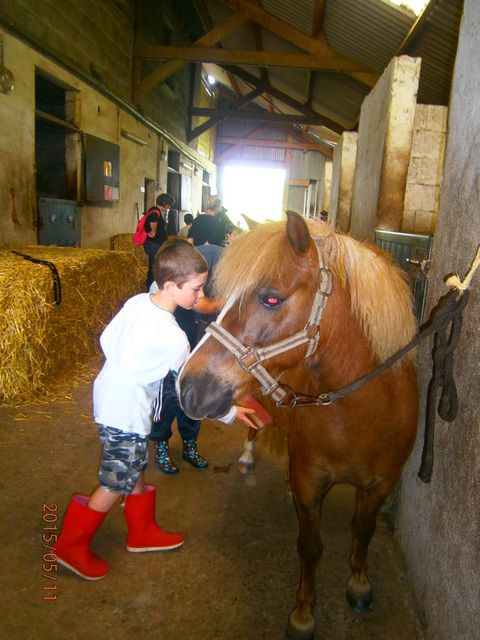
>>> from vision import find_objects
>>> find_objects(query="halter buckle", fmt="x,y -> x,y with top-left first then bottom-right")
274,385 -> 298,409
238,348 -> 261,372
318,393 -> 333,406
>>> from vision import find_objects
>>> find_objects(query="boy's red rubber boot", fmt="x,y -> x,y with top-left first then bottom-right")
56,495 -> 109,580
124,485 -> 185,552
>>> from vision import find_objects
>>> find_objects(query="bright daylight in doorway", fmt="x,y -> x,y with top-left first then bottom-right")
222,165 -> 286,227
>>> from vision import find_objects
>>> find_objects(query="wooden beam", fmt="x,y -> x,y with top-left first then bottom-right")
187,63 -> 197,146
220,64 -> 344,133
251,10 -> 269,81
306,69 -> 315,106
227,70 -> 243,97
187,85 -> 265,142
192,0 -> 244,99
397,0 -> 438,53
218,135 -> 332,153
311,0 -> 326,37
349,72 -> 379,86
35,109 -> 79,131
192,107 -> 331,125
289,178 -> 310,187
192,0 -> 213,31
135,44 -> 371,71
133,9 -> 249,101
223,0 -> 377,82
251,21 -> 263,53
224,0 -> 332,55
216,124 -> 268,162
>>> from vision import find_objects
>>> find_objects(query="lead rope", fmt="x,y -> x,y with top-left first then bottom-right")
418,245 -> 480,482
281,251 -> 476,483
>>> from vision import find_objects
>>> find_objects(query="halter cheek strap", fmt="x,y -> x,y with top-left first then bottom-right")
205,242 -> 332,405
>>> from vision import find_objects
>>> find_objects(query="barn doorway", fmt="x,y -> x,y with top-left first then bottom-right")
221,164 -> 286,227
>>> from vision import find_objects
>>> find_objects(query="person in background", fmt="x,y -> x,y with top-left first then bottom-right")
188,195 -> 226,247
143,193 -> 175,289
178,213 -> 194,240
167,208 -> 179,237
224,223 -> 241,246
55,240 -> 258,581
194,241 -> 224,341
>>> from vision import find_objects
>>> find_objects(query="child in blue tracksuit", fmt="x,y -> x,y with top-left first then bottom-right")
149,242 -> 224,474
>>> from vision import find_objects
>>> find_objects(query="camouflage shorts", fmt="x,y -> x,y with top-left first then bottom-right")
97,425 -> 149,494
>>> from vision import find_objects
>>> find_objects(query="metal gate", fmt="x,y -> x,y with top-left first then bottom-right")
374,229 -> 433,527
374,229 -> 433,323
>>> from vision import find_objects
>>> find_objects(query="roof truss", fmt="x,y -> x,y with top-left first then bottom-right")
133,0 -> 379,105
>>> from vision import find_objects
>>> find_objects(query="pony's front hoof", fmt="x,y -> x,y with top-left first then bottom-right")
238,461 -> 255,475
285,610 -> 315,640
346,589 -> 374,613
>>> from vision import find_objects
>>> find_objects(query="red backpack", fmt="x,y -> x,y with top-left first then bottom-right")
132,207 -> 159,245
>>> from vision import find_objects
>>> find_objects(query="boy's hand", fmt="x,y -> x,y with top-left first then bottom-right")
241,396 -> 273,426
233,405 -> 259,429
193,296 -> 221,315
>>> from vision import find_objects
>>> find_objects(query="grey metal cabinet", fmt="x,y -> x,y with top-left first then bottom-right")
37,197 -> 81,247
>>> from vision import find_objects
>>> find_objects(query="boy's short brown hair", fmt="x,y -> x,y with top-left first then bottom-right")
153,239 -> 208,289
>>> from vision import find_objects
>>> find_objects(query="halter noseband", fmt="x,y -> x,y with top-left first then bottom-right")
205,242 -> 332,407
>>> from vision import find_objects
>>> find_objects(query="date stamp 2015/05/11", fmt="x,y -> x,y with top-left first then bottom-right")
41,503 -> 59,601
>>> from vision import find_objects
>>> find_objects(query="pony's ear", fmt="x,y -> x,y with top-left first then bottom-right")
286,210 -> 311,254
241,213 -> 259,230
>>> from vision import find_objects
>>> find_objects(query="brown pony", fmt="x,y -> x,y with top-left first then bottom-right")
178,211 -> 418,639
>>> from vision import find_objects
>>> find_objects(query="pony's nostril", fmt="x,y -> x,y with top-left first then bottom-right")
178,377 -> 197,414
179,372 -> 234,420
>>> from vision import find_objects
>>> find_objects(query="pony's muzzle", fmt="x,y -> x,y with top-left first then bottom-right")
178,371 -> 234,421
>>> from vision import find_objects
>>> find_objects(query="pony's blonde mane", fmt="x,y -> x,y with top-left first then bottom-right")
213,219 -> 417,361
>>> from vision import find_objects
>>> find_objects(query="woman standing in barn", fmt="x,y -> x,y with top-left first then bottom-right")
55,240 -> 257,581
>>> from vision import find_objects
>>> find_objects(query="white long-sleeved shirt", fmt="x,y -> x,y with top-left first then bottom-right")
93,293 -> 189,436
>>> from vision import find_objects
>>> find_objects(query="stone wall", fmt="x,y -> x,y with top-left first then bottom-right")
350,56 -> 420,240
320,161 -> 332,213
0,0 -> 196,145
402,105 -> 448,235
396,2 -> 480,639
329,132 -> 358,231
0,28 -> 213,247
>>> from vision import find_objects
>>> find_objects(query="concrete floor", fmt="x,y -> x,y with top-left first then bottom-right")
0,359 -> 423,640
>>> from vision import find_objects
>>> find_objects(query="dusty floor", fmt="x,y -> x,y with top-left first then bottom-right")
0,359 -> 423,640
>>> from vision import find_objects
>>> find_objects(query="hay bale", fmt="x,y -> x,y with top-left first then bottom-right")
0,245 -> 145,405
110,233 -> 148,266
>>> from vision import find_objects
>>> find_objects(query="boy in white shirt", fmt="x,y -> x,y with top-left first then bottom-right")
56,240 -> 256,581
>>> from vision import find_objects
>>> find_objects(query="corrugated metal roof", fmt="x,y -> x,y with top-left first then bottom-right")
188,0 -> 463,143
262,0 -> 316,35
407,0 -> 463,104
217,118 -> 289,162
290,149 -> 326,179
325,0 -> 412,71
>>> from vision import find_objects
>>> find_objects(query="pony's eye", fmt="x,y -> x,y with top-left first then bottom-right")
259,292 -> 284,308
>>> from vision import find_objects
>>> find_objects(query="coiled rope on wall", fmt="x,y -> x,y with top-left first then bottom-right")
419,244 -> 480,482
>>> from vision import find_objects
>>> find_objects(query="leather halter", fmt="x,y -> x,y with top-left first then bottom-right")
205,241 -> 332,407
